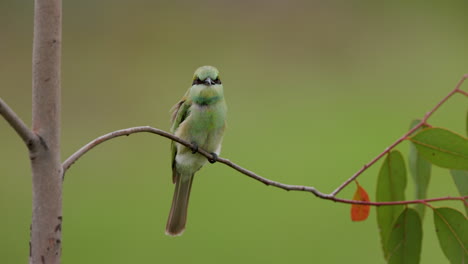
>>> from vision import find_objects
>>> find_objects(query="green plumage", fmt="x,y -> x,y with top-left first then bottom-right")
166,66 -> 227,236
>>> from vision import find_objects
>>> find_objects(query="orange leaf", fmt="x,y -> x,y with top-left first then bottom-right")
351,181 -> 370,221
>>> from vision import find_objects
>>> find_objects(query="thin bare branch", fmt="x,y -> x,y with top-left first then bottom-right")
0,97 -> 37,149
62,126 -> 324,195
458,89 -> 468,96
62,126 -> 188,172
62,126 -> 467,207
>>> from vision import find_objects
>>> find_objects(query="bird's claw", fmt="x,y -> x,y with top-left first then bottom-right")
191,142 -> 199,154
208,152 -> 218,164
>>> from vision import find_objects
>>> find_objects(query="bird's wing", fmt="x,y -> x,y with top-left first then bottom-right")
170,97 -> 191,183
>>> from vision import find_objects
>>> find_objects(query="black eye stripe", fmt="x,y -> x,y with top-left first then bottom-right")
192,77 -> 222,85
192,78 -> 203,85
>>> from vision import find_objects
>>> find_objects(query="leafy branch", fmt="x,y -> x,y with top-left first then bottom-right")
331,73 -> 468,196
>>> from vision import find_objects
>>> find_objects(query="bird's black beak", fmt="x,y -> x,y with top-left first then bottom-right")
204,77 -> 215,86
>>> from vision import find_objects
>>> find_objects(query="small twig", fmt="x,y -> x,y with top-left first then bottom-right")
330,73 -> 468,197
63,126 -> 181,172
421,201 -> 435,209
457,89 -> 468,97
462,198 -> 468,208
0,97 -> 38,149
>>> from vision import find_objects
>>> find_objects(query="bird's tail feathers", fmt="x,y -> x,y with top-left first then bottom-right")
165,172 -> 194,236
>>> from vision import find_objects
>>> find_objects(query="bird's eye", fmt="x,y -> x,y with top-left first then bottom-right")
214,77 -> 222,84
192,78 -> 203,85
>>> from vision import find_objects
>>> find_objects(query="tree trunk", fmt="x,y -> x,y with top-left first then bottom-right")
30,0 -> 62,263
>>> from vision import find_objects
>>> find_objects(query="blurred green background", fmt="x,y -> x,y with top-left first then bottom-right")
1,0 -> 467,263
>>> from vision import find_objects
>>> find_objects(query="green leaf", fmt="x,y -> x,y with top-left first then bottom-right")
408,120 -> 432,219
450,170 -> 468,216
433,207 -> 468,264
465,109 -> 468,136
376,150 -> 407,258
387,208 -> 423,264
409,127 -> 468,170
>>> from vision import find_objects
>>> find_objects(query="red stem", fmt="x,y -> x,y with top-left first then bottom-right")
330,74 -> 468,197
329,195 -> 467,206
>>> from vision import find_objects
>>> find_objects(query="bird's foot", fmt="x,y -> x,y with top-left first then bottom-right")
208,152 -> 218,164
191,142 -> 199,154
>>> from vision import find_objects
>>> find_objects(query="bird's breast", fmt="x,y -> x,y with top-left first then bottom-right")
190,101 -> 226,131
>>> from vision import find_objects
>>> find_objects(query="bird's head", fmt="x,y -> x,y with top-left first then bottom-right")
192,66 -> 221,86
189,66 -> 224,104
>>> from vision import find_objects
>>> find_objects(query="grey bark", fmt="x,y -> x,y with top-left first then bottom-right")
30,0 -> 63,263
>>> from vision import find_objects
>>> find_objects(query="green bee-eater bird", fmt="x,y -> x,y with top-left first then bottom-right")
166,66 -> 227,236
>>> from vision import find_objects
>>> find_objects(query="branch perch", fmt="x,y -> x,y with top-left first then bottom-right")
63,126 -> 326,195
62,126 -> 467,207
